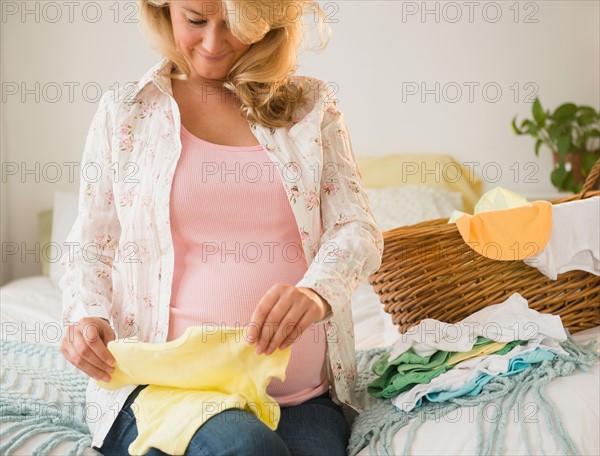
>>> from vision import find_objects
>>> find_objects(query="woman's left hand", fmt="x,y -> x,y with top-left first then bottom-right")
247,284 -> 331,355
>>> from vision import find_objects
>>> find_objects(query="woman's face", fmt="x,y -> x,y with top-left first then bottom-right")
169,0 -> 251,86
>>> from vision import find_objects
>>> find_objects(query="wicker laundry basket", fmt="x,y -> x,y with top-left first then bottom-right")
368,160 -> 600,334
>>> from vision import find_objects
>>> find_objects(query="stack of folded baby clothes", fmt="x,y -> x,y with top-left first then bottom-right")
367,292 -> 569,411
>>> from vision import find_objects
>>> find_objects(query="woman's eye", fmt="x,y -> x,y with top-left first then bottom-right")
186,18 -> 206,26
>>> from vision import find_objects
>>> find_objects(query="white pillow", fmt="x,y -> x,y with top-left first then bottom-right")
366,186 -> 463,231
49,191 -> 79,289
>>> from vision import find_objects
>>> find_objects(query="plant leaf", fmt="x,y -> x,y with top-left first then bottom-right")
527,123 -> 539,136
582,152 -> 600,174
534,139 -> 543,157
577,106 -> 599,117
516,119 -> 537,137
548,124 -> 560,142
532,99 -> 546,126
557,134 -> 571,158
512,117 -> 524,135
553,103 -> 578,120
551,166 -> 567,189
577,114 -> 596,126
562,171 -> 575,193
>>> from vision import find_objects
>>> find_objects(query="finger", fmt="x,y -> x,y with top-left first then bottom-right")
264,307 -> 306,355
80,321 -> 116,368
248,287 -> 280,344
62,329 -> 112,376
280,313 -> 317,351
73,332 -> 116,377
63,343 -> 113,382
255,298 -> 293,355
101,322 -> 116,345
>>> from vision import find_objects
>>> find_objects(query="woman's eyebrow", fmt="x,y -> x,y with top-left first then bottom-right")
181,5 -> 226,23
182,6 -> 204,16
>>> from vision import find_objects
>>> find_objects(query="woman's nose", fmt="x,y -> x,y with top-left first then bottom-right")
202,24 -> 227,56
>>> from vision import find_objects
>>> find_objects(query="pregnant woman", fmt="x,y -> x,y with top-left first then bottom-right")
59,1 -> 383,454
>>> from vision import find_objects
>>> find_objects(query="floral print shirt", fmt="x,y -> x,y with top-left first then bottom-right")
59,58 -> 383,447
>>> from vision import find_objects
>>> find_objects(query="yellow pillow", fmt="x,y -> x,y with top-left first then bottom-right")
356,154 -> 483,213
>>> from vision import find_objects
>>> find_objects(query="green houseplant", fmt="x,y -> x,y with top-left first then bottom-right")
512,98 -> 600,193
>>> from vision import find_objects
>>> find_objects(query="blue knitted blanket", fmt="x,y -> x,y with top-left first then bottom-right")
1,334 -> 598,456
0,340 -> 92,456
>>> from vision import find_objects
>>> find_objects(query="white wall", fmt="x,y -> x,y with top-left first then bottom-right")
1,0 -> 599,283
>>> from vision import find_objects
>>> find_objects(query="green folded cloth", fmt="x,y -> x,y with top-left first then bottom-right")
367,338 -> 526,399
368,348 -> 453,398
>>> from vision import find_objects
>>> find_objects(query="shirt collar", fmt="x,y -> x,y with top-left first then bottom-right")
131,57 -> 176,101
129,57 -> 308,139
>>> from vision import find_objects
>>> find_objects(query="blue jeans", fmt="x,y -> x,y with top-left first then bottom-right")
94,384 -> 350,455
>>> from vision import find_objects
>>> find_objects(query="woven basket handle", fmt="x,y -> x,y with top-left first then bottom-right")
579,158 -> 600,195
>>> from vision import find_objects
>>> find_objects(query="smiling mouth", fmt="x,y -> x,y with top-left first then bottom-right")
195,50 -> 229,60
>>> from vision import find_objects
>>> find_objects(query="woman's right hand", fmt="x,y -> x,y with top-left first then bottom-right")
60,316 -> 116,383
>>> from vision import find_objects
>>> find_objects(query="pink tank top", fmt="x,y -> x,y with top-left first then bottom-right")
167,123 -> 330,405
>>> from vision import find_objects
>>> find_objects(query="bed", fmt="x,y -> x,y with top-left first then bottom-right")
1,154 -> 598,455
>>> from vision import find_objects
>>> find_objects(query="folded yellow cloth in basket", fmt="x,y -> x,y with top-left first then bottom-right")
94,326 -> 291,455
455,201 -> 553,260
448,187 -> 530,223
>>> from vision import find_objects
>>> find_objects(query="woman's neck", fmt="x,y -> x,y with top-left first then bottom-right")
172,77 -> 238,104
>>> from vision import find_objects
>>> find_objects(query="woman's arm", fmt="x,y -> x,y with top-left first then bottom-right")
248,86 -> 383,354
58,91 -> 121,326
58,90 -> 121,382
294,92 -> 384,318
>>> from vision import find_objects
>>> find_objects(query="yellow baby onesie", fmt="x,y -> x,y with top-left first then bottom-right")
94,326 -> 291,455
455,201 -> 552,260
446,341 -> 508,366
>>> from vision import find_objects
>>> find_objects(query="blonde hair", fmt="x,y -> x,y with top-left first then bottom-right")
138,0 -> 332,129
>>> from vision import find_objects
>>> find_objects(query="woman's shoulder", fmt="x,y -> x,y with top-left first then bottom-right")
290,74 -> 326,92
96,59 -> 171,113
289,74 -> 333,103
288,74 -> 337,123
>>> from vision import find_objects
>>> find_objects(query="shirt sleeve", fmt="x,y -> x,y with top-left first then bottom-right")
58,91 -> 120,325
295,89 -> 384,321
